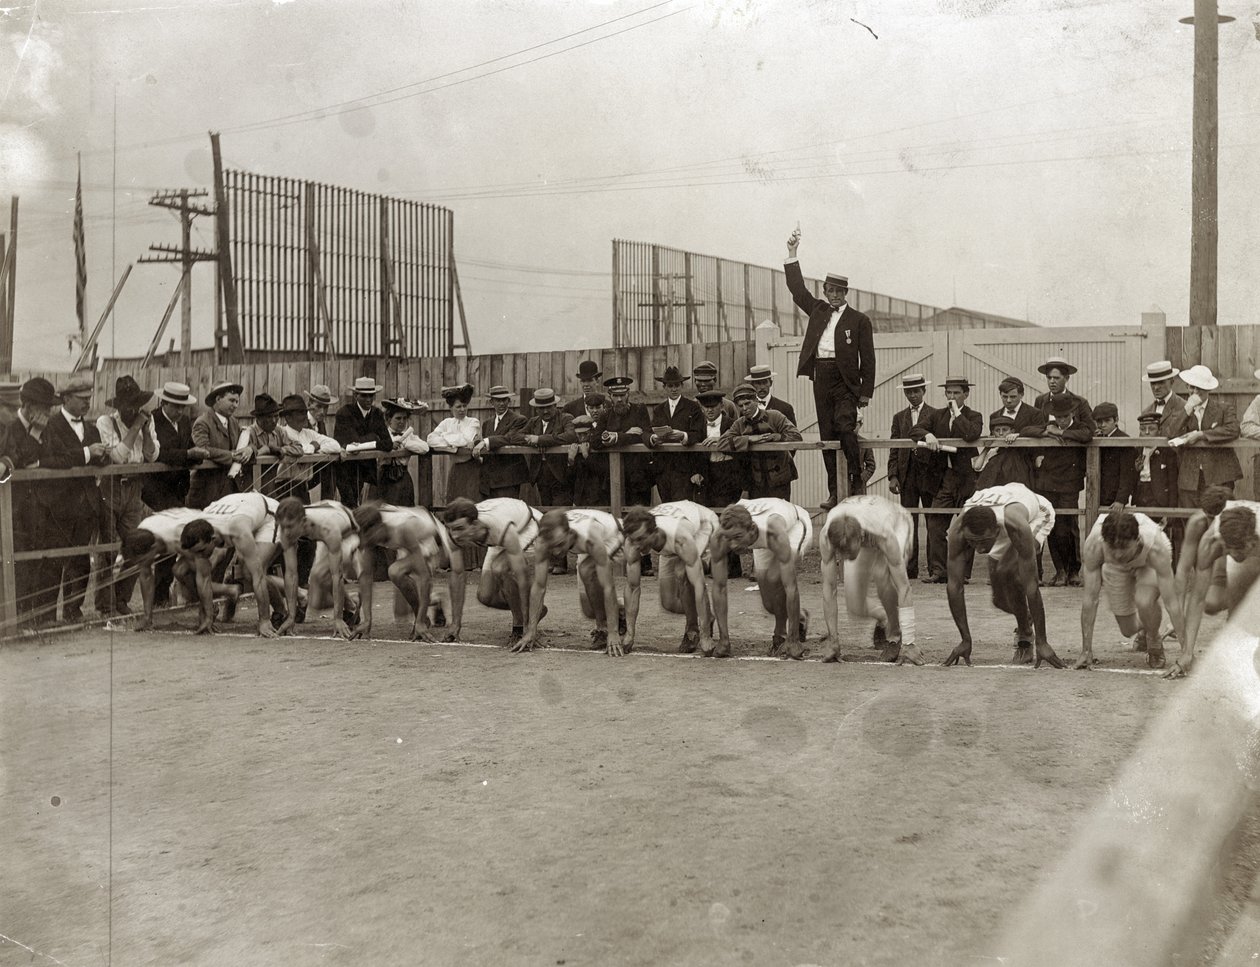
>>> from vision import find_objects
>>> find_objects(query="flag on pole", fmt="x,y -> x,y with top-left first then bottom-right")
74,153 -> 86,340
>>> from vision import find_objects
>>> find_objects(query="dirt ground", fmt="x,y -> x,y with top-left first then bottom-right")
0,568 -> 1235,967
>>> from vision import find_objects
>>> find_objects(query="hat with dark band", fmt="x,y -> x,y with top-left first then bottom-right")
1137,411 -> 1163,425
943,376 -> 971,390
901,373 -> 929,390
248,393 -> 282,418
206,380 -> 245,406
1037,356 -> 1078,377
655,366 -> 689,385
1142,361 -> 1179,383
530,388 -> 558,407
824,273 -> 849,289
745,365 -> 777,382
487,385 -> 513,400
306,384 -> 334,405
106,375 -> 154,410
158,381 -> 195,406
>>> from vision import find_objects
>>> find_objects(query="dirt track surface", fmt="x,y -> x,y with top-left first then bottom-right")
0,574 -> 1231,967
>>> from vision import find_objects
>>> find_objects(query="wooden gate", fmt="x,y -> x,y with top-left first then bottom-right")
763,317 -> 1163,508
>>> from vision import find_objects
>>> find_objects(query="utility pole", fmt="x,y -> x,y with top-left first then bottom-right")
141,189 -> 215,364
1181,0 -> 1234,326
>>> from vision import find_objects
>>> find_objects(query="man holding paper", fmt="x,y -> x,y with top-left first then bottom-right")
334,376 -> 394,508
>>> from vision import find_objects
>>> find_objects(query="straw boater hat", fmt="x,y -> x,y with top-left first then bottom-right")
900,373 -> 929,391
745,365 -> 777,382
824,273 -> 849,289
1142,361 -> 1180,383
1037,356 -> 1077,376
530,388 -> 558,408
158,381 -> 195,406
352,376 -> 382,395
942,376 -> 972,390
307,384 -> 334,405
487,385 -> 513,400
205,380 -> 244,406
1178,365 -> 1219,392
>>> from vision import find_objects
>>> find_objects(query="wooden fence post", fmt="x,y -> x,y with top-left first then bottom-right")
609,451 -> 624,516
1083,444 -> 1101,537
0,481 -> 16,636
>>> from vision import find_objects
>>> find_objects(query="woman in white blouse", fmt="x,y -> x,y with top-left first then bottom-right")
426,383 -> 482,503
377,399 -> 430,505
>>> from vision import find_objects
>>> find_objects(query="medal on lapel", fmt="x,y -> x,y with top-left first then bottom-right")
844,329 -> 851,345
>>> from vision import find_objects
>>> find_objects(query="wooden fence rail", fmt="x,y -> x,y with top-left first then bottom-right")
4,437 -> 1259,638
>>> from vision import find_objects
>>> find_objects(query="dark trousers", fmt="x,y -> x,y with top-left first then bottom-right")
898,476 -> 935,578
1039,489 -> 1083,578
655,468 -> 697,503
811,361 -> 863,497
14,490 -> 57,625
48,508 -> 96,620
926,469 -> 975,578
96,479 -> 147,614
536,474 -> 572,508
484,483 -> 522,500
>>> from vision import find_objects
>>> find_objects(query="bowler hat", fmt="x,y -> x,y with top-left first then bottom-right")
530,388 -> 558,407
248,393 -> 282,418
206,380 -> 244,406
901,373 -> 929,391
1143,361 -> 1179,383
106,375 -> 154,409
19,377 -> 57,408
307,384 -> 334,405
655,366 -> 689,385
1092,402 -> 1119,422
576,360 -> 602,380
1037,356 -> 1078,377
158,381 -> 195,406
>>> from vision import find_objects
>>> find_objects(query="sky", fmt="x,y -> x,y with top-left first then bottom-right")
1,0 -> 1258,371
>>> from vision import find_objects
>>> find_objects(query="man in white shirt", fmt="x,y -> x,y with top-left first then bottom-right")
277,393 -> 341,503
95,374 -> 160,616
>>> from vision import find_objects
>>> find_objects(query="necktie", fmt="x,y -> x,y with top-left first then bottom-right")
1004,410 -> 1018,418
69,417 -> 83,424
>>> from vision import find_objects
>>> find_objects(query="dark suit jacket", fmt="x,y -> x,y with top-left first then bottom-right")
909,403 -> 983,478
143,408 -> 196,510
2,416 -> 52,550
1032,390 -> 1095,493
41,411 -> 108,529
763,395 -> 796,425
1098,427 -> 1139,506
648,396 -> 706,478
889,402 -> 941,493
717,406 -> 802,494
188,410 -> 243,509
480,409 -> 529,493
515,411 -> 577,486
1172,397 -> 1243,488
561,397 -> 597,420
979,401 -> 1046,489
591,402 -> 653,490
786,261 -> 875,398
1139,392 -> 1186,502
333,403 -> 393,491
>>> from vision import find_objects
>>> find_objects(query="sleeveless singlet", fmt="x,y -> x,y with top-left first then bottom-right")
963,483 -> 1055,557
822,495 -> 913,561
653,500 -> 719,558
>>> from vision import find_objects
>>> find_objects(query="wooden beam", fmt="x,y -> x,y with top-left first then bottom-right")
209,132 -> 245,361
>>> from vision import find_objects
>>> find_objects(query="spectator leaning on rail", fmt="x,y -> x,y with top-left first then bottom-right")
305,383 -> 337,499
246,393 -> 304,498
1139,360 -> 1188,558
1033,356 -> 1094,588
474,385 -> 529,500
690,360 -> 738,420
0,378 -> 59,627
142,382 -> 207,512
648,365 -> 706,504
1092,402 -> 1139,512
888,374 -> 939,580
977,377 -> 1046,490
380,398 -> 430,506
1239,366 -> 1260,499
1169,365 -> 1242,507
333,376 -> 393,509
277,393 -> 341,503
189,380 -> 251,510
783,225 -> 875,507
95,375 -> 160,617
718,383 -> 802,501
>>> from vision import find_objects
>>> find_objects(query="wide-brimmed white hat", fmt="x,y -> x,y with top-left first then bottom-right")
1179,364 -> 1219,392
